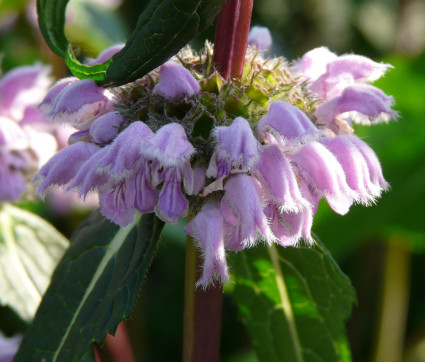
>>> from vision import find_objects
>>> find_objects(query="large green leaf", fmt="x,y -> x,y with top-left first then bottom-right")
38,0 -> 226,86
14,211 -> 164,361
228,241 -> 356,362
0,202 -> 68,322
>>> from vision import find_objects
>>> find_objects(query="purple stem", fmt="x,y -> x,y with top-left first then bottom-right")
213,0 -> 254,80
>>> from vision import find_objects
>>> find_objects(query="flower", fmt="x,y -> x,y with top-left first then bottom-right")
0,332 -> 21,362
0,64 -> 72,203
35,40 -> 397,286
248,26 -> 272,51
153,62 -> 200,100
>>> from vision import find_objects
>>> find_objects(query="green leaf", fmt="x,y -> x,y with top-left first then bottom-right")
228,241 -> 356,362
14,211 -> 165,361
37,0 -> 70,56
0,203 -> 68,322
102,0 -> 227,86
38,0 -> 226,86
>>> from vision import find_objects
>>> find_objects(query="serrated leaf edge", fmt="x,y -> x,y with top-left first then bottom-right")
52,213 -> 141,361
267,244 -> 304,362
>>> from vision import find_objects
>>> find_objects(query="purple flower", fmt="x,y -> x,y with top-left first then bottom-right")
0,332 -> 21,362
185,201 -> 230,287
99,177 -> 137,226
0,117 -> 28,150
35,141 -> 100,197
85,43 -> 125,65
0,152 -> 27,202
142,123 -> 195,223
0,64 -> 51,120
291,47 -> 337,82
323,135 -> 388,203
221,175 -> 273,250
153,62 -> 200,100
97,121 -> 153,177
207,117 -> 260,179
39,77 -> 78,114
48,79 -> 114,130
314,84 -> 397,133
257,100 -> 322,146
253,145 -> 309,212
248,26 -> 272,51
309,55 -> 392,100
264,200 -> 313,246
290,141 -> 355,215
347,135 -> 389,192
89,111 -> 124,144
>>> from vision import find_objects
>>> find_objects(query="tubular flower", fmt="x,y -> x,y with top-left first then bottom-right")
0,64 -> 78,203
35,35 -> 397,286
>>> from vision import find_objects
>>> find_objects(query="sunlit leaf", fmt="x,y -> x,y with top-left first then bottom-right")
14,211 -> 164,361
0,203 -> 68,322
228,241 -> 356,362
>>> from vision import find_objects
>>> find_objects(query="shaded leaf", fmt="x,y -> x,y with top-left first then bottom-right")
14,211 -> 164,361
38,0 -> 226,86
228,241 -> 355,362
37,0 -> 69,56
0,203 -> 68,322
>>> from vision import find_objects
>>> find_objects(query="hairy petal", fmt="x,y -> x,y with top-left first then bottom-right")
253,145 -> 309,212
153,61 -> 200,100
221,174 -> 273,250
89,111 -> 124,144
185,201 -> 230,287
49,79 -> 114,129
257,100 -> 322,145
207,117 -> 260,179
291,47 -> 338,82
290,141 -> 354,215
34,142 -> 100,196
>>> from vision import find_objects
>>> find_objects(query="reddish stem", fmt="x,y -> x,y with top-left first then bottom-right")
213,0 -> 254,80
104,321 -> 135,362
182,236 -> 223,362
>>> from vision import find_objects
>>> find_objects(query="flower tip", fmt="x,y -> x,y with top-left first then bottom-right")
248,26 -> 272,51
153,62 -> 200,100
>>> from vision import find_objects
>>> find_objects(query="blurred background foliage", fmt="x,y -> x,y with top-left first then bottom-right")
1,0 -> 424,361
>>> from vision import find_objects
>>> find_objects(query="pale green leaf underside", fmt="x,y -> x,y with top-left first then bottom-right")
229,242 -> 356,362
14,211 -> 164,361
0,203 -> 68,322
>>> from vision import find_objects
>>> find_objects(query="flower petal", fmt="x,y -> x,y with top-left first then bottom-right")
248,26 -> 272,51
185,201 -> 230,286
253,145 -> 309,212
221,174 -> 273,250
257,100 -> 322,145
153,61 -> 200,100
89,111 -> 124,144
207,117 -> 260,179
49,79 -> 114,129
34,141 -> 100,197
290,141 -> 354,215
155,167 -> 188,223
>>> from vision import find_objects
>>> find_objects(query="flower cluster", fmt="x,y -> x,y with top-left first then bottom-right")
35,33 -> 397,286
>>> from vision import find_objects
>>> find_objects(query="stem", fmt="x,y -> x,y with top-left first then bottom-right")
104,321 -> 135,362
213,0 -> 253,80
372,241 -> 410,362
182,235 -> 223,362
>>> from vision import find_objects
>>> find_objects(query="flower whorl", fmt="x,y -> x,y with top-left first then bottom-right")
35,38 -> 397,286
